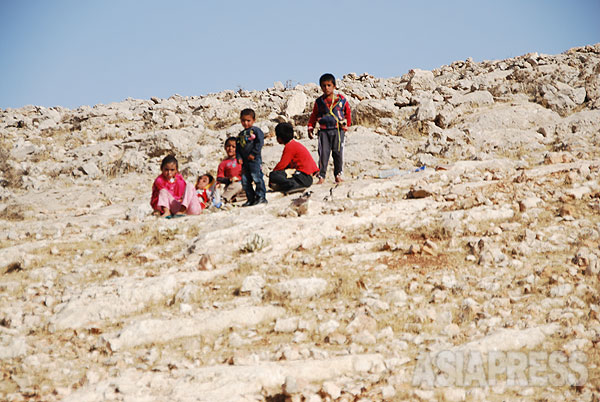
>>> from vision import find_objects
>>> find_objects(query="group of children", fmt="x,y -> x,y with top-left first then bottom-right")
151,73 -> 352,217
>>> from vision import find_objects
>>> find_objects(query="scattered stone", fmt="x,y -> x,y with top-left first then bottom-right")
407,187 -> 432,199
275,278 -> 328,299
518,196 -> 542,211
275,317 -> 299,333
352,330 -> 377,345
381,385 -> 396,399
345,313 -> 377,335
240,275 -> 266,297
319,320 -> 340,336
81,161 -> 101,179
321,381 -> 341,399
284,376 -> 298,395
198,254 -> 214,270
422,239 -> 438,256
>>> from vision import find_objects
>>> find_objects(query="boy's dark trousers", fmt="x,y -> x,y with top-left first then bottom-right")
269,170 -> 313,192
318,128 -> 344,178
241,159 -> 266,202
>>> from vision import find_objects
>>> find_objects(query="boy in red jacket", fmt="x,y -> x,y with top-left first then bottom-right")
269,122 -> 319,193
307,73 -> 351,184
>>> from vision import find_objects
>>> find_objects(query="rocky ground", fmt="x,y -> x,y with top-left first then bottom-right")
1,44 -> 599,401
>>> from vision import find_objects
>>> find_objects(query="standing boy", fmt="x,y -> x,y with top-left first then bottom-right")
269,122 -> 319,193
236,108 -> 267,206
307,73 -> 352,184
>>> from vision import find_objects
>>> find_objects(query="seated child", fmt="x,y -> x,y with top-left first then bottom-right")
216,137 -> 245,203
269,122 -> 319,193
195,173 -> 220,209
151,155 -> 203,216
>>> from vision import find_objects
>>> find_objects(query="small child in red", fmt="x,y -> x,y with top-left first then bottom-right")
216,137 -> 244,203
195,173 -> 216,210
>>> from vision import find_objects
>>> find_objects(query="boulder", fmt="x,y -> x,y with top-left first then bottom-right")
354,99 -> 397,126
449,90 -> 494,107
275,278 -> 328,299
81,161 -> 101,179
540,83 -> 587,115
406,69 -> 436,92
285,91 -> 308,117
416,99 -> 437,121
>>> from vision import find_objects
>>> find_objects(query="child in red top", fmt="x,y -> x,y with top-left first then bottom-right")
269,122 -> 319,193
216,137 -> 244,203
150,155 -> 203,217
195,173 -> 215,209
307,73 -> 351,184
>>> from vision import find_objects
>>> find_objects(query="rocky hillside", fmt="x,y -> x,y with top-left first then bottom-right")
1,44 -> 599,401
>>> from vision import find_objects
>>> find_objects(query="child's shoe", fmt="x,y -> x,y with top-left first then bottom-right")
335,174 -> 344,183
253,197 -> 268,205
316,177 -> 325,185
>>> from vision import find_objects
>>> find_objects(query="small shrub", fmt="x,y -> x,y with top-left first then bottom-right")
241,233 -> 266,253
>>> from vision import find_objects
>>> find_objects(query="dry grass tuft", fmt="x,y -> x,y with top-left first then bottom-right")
0,203 -> 28,221
0,141 -> 23,189
107,158 -> 137,178
414,219 -> 453,241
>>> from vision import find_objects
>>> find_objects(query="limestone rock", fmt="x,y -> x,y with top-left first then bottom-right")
354,99 -> 398,125
274,317 -> 299,333
241,275 -> 266,297
406,69 -> 436,92
81,161 -> 101,179
106,305 -> 285,350
449,90 -> 494,107
285,91 -> 308,117
416,99 -> 437,121
275,278 -> 328,299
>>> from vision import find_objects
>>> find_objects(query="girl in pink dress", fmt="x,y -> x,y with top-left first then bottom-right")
150,155 -> 203,217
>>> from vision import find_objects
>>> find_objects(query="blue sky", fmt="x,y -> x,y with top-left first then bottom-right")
0,0 -> 598,109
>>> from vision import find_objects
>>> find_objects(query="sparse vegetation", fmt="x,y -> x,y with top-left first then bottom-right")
0,141 -> 24,189
240,233 -> 267,253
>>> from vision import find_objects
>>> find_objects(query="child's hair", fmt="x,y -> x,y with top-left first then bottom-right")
319,73 -> 336,87
160,154 -> 178,169
225,136 -> 237,147
240,108 -> 255,119
275,122 -> 294,144
197,173 -> 214,185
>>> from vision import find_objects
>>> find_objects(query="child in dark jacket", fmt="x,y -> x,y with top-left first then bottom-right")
307,73 -> 352,184
236,108 -> 267,206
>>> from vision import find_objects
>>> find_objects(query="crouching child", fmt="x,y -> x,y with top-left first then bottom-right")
269,122 -> 319,193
